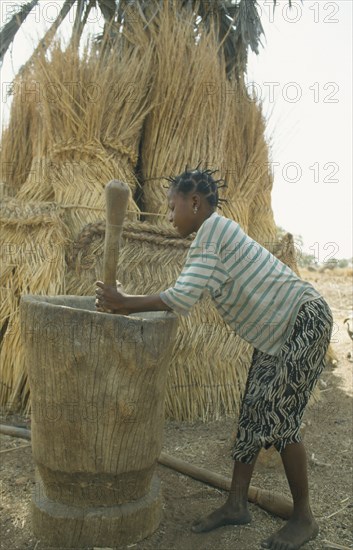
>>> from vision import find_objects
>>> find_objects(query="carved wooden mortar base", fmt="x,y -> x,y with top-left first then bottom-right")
32,473 -> 162,548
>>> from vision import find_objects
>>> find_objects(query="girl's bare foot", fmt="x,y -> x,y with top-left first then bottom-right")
261,516 -> 319,550
191,502 -> 251,533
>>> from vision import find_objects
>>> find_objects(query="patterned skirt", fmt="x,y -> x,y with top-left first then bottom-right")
232,296 -> 333,464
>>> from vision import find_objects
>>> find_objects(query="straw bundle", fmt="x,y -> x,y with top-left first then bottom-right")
139,7 -> 230,225
247,165 -> 277,247
0,198 -> 68,412
221,93 -> 271,230
138,5 -> 271,232
66,220 -> 191,296
16,37 -> 154,239
66,219 -> 311,421
0,71 -> 36,196
15,86 -> 52,202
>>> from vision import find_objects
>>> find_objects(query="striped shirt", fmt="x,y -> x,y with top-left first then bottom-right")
160,212 -> 321,356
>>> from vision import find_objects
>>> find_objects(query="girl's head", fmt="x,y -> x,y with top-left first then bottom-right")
166,167 -> 226,237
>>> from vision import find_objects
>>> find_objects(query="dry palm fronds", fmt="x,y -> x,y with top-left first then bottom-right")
17,36 -> 153,239
121,0 -> 265,78
0,199 -> 68,412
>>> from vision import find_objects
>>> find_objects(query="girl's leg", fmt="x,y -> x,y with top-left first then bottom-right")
261,441 -> 319,550
191,348 -> 263,533
191,452 -> 258,533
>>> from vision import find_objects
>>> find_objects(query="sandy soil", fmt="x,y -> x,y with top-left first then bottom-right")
1,268 -> 352,550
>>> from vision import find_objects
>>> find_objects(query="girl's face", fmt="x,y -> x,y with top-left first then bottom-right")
167,189 -> 199,238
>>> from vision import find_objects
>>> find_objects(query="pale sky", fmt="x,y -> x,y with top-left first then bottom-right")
1,0 -> 352,259
247,0 -> 352,260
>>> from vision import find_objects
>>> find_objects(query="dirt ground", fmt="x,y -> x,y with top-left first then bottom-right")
1,268 -> 352,550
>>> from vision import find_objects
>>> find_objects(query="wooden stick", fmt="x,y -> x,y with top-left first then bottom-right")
0,424 -> 31,440
0,443 -> 31,454
0,426 -> 293,519
103,180 -> 130,286
158,452 -> 293,520
322,504 -> 351,519
322,542 -> 352,550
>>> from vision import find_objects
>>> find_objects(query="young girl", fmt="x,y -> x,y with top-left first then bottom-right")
96,168 -> 333,550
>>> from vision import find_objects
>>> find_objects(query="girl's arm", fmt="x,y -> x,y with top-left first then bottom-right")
95,281 -> 172,315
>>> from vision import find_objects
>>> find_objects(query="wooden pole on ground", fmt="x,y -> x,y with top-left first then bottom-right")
0,425 -> 293,519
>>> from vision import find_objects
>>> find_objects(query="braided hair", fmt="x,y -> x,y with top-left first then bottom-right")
166,166 -> 227,209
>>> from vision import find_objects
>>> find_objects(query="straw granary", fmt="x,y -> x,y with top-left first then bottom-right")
0,3 -> 327,419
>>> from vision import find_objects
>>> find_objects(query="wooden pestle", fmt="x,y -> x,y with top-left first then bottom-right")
102,180 -> 130,286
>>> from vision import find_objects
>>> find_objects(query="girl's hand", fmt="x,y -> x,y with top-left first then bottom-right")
95,280 -> 129,314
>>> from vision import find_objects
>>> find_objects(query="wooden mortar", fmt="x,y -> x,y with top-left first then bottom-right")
20,181 -> 178,548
